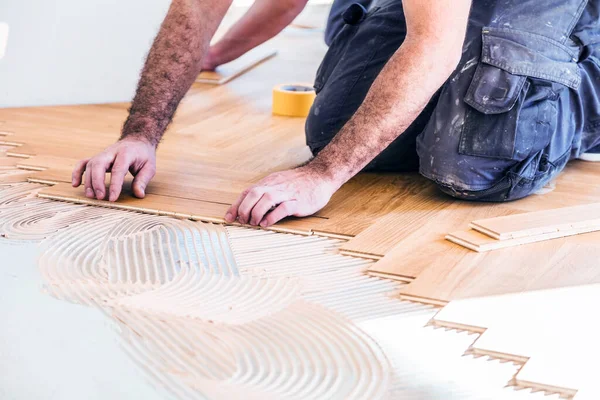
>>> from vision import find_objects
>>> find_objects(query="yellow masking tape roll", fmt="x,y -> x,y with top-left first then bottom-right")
272,83 -> 316,117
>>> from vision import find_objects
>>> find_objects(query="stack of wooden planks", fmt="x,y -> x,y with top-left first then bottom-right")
447,203 -> 600,252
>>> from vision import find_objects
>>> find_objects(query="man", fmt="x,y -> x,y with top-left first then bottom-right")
72,0 -> 600,228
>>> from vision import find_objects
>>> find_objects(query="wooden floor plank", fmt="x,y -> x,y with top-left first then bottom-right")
38,182 -> 325,235
339,185 -> 450,257
196,47 -> 277,85
314,173 -> 432,236
367,202 -> 520,280
397,230 -> 600,304
447,225 -> 600,252
470,202 -> 600,240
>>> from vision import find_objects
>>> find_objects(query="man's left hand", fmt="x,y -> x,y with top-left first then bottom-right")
225,166 -> 338,227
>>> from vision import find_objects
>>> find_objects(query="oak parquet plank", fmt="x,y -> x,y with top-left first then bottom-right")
0,157 -> 19,167
367,202 -> 520,280
0,169 -> 38,183
470,202 -> 600,240
38,182 -> 326,235
339,185 -> 451,257
314,173 -> 432,236
196,47 -> 277,84
396,226 -> 600,305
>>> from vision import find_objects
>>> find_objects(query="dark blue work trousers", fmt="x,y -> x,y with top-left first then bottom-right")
308,0 -> 600,201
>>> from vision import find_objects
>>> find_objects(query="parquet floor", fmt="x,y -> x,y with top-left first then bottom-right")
2,4 -> 600,398
1,4 -> 600,307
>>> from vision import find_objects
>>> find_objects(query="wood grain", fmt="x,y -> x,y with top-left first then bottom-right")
397,230 -> 600,305
470,202 -> 600,240
447,225 -> 600,252
339,184 -> 450,257
367,202 -> 520,280
314,173 -> 432,237
38,182 -> 326,235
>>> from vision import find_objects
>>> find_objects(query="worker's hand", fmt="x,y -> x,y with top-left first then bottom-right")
201,40 -> 250,71
71,138 -> 157,202
201,46 -> 223,71
225,166 -> 338,227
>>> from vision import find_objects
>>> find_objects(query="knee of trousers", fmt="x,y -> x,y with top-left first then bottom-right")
417,139 -> 521,201
419,145 -> 561,202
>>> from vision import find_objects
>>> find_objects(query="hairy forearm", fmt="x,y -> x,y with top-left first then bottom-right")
210,0 -> 307,64
309,39 -> 460,187
121,0 -> 232,146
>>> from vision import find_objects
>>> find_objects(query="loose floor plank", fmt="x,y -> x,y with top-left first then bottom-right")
446,225 -> 600,252
196,47 -> 278,85
470,202 -> 600,240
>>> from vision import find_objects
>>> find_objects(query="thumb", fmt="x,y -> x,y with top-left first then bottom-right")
132,163 -> 155,198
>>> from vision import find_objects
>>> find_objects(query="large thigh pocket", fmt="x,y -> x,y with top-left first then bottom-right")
458,27 -> 580,161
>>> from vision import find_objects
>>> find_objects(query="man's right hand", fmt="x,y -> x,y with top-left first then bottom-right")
72,138 -> 157,202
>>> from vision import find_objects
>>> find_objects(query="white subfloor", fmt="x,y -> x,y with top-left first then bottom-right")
0,242 -> 162,400
0,240 -> 560,400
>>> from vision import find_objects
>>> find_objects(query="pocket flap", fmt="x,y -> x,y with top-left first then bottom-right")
464,63 -> 528,114
481,27 -> 581,90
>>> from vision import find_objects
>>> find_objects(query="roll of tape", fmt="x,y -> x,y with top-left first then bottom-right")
272,83 -> 316,117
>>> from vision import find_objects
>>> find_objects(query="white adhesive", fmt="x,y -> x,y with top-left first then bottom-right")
0,184 -> 568,399
0,191 -> 391,399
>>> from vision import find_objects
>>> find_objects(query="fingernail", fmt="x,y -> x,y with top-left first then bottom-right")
85,188 -> 94,198
260,221 -> 267,228
109,191 -> 116,201
225,212 -> 233,222
96,191 -> 104,200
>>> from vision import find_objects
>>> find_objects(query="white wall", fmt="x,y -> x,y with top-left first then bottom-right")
0,0 -> 171,108
0,0 -> 332,108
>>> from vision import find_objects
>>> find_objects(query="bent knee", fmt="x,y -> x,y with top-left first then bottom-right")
420,154 -> 515,201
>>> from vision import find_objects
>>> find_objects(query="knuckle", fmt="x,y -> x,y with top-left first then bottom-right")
263,192 -> 274,203
281,203 -> 293,214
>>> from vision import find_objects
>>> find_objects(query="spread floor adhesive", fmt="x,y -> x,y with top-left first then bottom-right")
0,183 -> 567,399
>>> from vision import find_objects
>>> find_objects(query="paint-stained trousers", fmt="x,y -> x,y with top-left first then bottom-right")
307,0 -> 600,201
